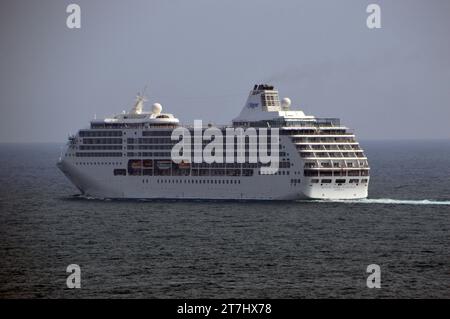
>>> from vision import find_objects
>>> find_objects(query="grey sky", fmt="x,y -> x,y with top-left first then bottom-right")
1,0 -> 449,142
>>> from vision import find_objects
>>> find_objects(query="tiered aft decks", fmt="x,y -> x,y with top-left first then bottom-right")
232,83 -> 370,198
283,118 -> 370,185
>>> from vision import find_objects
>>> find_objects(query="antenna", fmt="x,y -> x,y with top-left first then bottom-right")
136,85 -> 149,103
131,85 -> 149,114
137,84 -> 149,100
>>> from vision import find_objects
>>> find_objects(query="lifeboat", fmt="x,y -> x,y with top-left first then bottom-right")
178,160 -> 191,169
143,159 -> 153,168
157,160 -> 172,170
130,160 -> 142,169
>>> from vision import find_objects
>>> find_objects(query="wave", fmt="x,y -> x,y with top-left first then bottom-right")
300,198 -> 450,206
70,194 -> 110,201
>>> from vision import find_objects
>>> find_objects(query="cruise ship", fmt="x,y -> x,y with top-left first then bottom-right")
57,84 -> 370,200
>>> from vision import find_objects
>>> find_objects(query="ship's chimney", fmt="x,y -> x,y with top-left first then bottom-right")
233,84 -> 282,123
247,84 -> 281,112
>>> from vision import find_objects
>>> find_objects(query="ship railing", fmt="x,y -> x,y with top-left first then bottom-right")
183,124 -> 234,129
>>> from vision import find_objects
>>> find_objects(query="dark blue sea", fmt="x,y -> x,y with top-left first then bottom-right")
0,141 -> 449,298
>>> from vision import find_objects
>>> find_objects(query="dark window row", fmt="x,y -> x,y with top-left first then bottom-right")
304,169 -> 370,177
125,159 -> 287,169
129,137 -> 279,147
126,151 -> 284,161
127,145 -> 173,150
128,138 -> 173,144
82,138 -> 123,145
310,178 -> 369,184
79,130 -> 122,137
125,159 -> 256,177
79,145 -> 123,150
259,170 -> 290,176
128,168 -> 255,177
127,152 -> 171,157
75,152 -> 122,157
288,129 -> 347,135
142,130 -> 173,136
151,179 -> 242,185
129,145 -> 283,153
74,161 -> 121,166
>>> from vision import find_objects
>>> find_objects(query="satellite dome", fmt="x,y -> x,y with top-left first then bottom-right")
152,103 -> 162,114
281,97 -> 291,110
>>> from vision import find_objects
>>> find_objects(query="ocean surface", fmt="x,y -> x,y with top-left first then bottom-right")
0,141 -> 449,298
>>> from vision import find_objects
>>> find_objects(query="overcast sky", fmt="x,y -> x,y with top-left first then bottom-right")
0,0 -> 449,142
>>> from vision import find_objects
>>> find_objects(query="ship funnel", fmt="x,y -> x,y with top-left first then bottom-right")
233,84 -> 282,122
245,84 -> 281,112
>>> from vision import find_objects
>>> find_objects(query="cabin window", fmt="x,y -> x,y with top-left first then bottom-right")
304,170 -> 319,177
319,171 -> 333,177
321,179 -> 332,184
113,169 -> 126,176
361,170 -> 370,176
348,170 -> 360,176
336,179 -> 346,184
333,171 -> 346,176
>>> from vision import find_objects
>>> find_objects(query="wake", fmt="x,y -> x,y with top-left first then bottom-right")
300,198 -> 450,206
70,194 -> 450,206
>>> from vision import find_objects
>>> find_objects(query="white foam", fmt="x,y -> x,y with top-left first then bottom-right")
299,198 -> 450,206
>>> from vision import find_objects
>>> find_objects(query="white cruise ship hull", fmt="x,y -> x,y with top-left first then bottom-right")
57,159 -> 368,201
